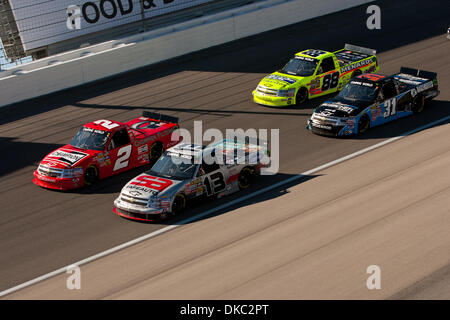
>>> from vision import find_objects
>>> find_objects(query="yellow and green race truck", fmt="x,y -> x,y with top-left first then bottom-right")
252,44 -> 379,107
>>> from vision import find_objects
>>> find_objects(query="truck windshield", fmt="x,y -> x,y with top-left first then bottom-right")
147,153 -> 197,180
70,127 -> 110,151
280,57 -> 318,77
338,81 -> 378,102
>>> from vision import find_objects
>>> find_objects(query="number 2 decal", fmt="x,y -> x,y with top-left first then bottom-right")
94,119 -> 120,130
113,145 -> 132,171
383,98 -> 397,118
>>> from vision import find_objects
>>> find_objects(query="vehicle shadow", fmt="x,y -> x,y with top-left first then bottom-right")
71,102 -> 314,117
334,99 -> 450,141
0,137 -> 63,178
118,172 -> 321,225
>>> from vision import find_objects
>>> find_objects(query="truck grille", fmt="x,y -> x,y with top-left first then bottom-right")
120,195 -> 148,207
256,85 -> 278,96
38,165 -> 63,178
311,114 -> 339,126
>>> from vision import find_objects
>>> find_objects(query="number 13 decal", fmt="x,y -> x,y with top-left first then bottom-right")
204,172 -> 226,196
113,145 -> 132,171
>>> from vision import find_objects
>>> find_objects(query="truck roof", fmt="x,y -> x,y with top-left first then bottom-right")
295,49 -> 331,59
167,139 -> 267,161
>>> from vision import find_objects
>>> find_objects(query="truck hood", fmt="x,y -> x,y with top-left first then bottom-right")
258,72 -> 301,90
121,173 -> 184,199
39,145 -> 97,169
315,101 -> 360,118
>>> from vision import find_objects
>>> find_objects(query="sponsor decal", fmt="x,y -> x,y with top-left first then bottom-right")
312,123 -> 332,130
397,78 -> 422,85
131,121 -> 163,130
138,144 -> 149,155
308,77 -> 321,89
129,190 -> 143,197
74,167 -> 84,177
397,73 -> 428,81
184,178 -> 203,195
301,49 -> 327,58
266,75 -> 296,85
340,59 -> 372,73
350,81 -> 374,87
295,55 -> 316,62
321,102 -> 355,114
346,119 -> 355,129
371,108 -> 381,121
417,81 -> 433,93
96,152 -> 111,166
36,174 -> 57,182
48,149 -> 88,166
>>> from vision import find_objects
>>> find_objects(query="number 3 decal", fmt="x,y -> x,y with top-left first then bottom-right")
113,145 -> 132,171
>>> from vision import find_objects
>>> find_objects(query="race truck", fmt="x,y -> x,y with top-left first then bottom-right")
113,139 -> 270,221
307,67 -> 440,136
33,112 -> 180,190
252,44 -> 379,107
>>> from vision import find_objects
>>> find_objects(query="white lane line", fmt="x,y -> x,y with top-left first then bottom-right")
1,115 -> 449,297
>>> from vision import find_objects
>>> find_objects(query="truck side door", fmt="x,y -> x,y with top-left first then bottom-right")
105,128 -> 135,176
316,57 -> 340,96
380,79 -> 400,120
199,161 -> 227,197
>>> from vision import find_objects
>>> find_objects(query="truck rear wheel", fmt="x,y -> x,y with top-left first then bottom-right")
149,142 -> 164,162
238,167 -> 256,190
412,95 -> 425,114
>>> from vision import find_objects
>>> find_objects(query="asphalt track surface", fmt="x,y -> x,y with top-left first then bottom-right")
0,0 -> 449,294
6,121 -> 450,299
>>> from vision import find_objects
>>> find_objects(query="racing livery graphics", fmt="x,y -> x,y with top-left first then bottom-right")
307,67 -> 440,136
252,44 -> 379,107
33,112 -> 181,190
113,140 -> 271,221
46,149 -> 89,166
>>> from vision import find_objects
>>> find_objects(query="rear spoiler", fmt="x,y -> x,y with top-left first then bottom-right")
344,43 -> 377,56
399,67 -> 437,80
142,111 -> 178,124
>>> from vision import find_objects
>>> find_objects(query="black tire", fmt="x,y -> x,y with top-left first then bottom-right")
295,87 -> 308,105
238,167 -> 255,190
411,95 -> 425,114
170,194 -> 186,216
84,165 -> 99,186
358,114 -> 370,134
149,142 -> 164,162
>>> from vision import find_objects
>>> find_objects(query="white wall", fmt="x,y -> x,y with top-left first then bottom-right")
0,0 -> 373,107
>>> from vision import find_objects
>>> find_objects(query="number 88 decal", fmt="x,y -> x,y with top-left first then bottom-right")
322,72 -> 340,91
